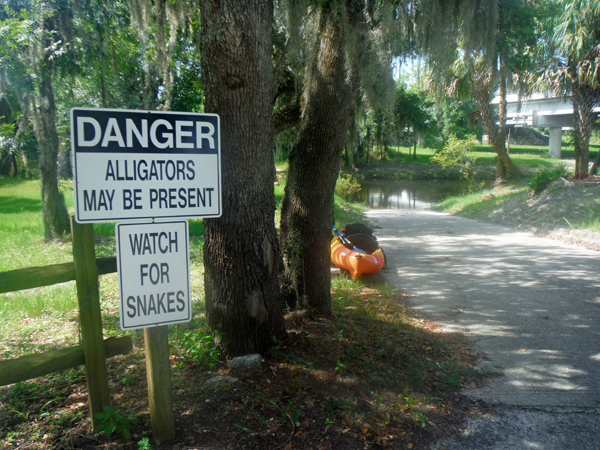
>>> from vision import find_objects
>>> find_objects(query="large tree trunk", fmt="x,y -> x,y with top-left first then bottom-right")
200,0 -> 286,356
35,17 -> 70,241
279,1 -> 364,314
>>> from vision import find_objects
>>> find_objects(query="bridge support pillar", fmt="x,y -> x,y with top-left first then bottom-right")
549,127 -> 562,158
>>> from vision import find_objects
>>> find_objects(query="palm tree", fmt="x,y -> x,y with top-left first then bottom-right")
532,0 -> 600,177
444,53 -> 522,182
432,0 -> 543,183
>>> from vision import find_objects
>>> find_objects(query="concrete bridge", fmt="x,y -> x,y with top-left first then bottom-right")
493,93 -> 600,158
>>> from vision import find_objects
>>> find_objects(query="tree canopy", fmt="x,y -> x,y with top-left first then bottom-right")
532,0 -> 600,175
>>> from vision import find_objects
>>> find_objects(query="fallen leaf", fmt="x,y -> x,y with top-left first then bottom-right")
361,428 -> 369,434
407,444 -> 413,449
285,444 -> 292,450
360,392 -> 370,400
342,428 -> 351,434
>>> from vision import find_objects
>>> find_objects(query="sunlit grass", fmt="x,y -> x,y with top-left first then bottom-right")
333,194 -> 367,229
373,146 -> 436,165
572,202 -> 600,232
0,179 -> 74,271
0,177 -> 208,355
434,183 -> 529,216
361,143 -> 593,172
575,218 -> 600,232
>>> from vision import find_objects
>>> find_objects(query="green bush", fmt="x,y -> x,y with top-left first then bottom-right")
172,326 -> 221,369
94,406 -> 137,438
335,174 -> 362,198
528,164 -> 571,193
432,134 -> 482,192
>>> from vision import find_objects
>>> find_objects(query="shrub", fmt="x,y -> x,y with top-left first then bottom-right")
335,174 -> 361,197
94,406 -> 137,438
172,326 -> 221,369
528,164 -> 571,193
432,134 -> 482,192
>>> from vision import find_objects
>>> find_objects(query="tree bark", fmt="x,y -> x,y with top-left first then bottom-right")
571,81 -> 599,177
36,16 -> 70,241
279,1 -> 365,314
200,0 -> 286,356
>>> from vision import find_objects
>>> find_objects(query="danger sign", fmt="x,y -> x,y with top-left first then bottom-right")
116,221 -> 191,330
71,108 -> 221,223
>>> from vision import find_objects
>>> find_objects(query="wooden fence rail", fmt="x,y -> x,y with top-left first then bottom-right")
0,217 -> 130,429
0,336 -> 132,386
0,257 -> 116,294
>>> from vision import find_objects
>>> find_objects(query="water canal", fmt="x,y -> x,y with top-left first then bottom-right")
348,180 -> 470,210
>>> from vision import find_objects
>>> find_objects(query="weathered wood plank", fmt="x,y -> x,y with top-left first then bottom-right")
0,257 -> 116,294
0,336 -> 133,387
144,326 -> 175,445
71,217 -> 111,427
0,262 -> 75,294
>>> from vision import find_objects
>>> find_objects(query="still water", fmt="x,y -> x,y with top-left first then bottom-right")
349,180 -> 470,210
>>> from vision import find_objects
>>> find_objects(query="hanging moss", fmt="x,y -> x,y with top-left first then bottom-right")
127,0 -> 195,110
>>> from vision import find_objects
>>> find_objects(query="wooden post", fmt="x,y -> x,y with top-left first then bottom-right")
71,215 -> 110,428
144,325 -> 175,445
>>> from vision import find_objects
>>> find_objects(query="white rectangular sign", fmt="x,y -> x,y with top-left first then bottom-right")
116,221 -> 191,330
71,108 -> 221,223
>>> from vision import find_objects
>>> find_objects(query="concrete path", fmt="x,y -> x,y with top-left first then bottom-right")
366,209 -> 600,449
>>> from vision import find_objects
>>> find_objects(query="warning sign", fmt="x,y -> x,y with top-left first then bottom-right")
116,221 -> 191,330
71,108 -> 221,223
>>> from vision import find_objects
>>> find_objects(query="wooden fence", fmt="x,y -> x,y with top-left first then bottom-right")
0,216 -> 132,429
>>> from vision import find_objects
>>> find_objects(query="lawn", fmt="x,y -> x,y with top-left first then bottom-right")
363,142 -> 599,173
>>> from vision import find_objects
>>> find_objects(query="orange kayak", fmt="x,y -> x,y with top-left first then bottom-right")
331,237 -> 385,280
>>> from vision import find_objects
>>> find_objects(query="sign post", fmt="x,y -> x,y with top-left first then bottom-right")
144,325 -> 174,445
71,107 -> 221,445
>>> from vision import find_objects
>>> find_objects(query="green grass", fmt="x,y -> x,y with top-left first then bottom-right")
0,177 -> 208,356
333,194 -> 367,228
575,216 -> 600,232
371,146 -> 437,165
0,179 -> 75,272
433,183 -> 529,216
366,143 -> 598,172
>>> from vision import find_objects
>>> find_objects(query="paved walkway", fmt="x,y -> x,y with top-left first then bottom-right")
367,209 -> 600,449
